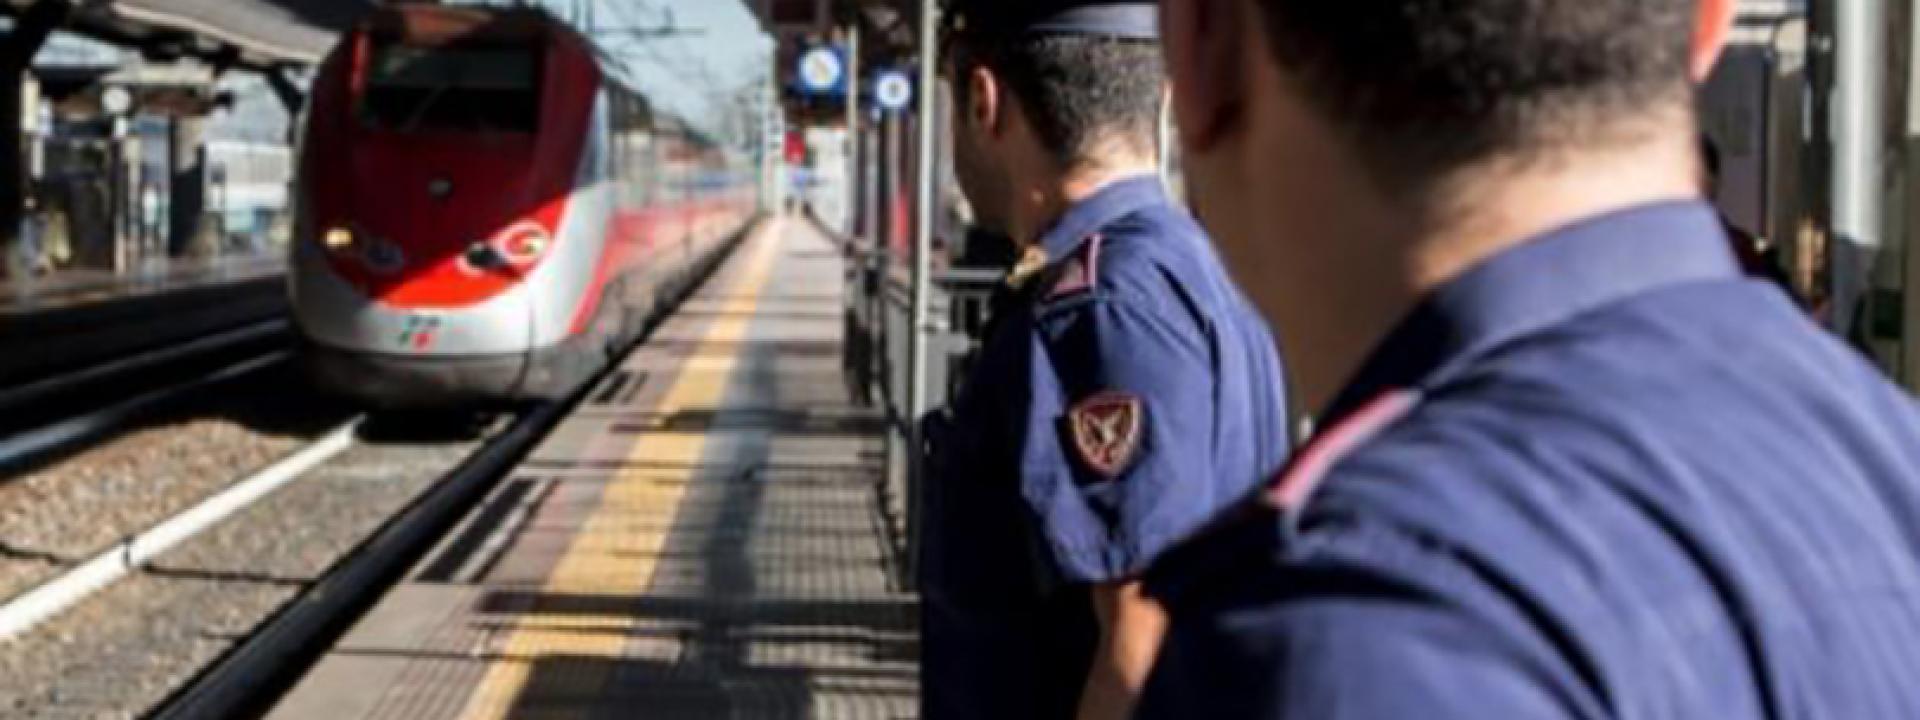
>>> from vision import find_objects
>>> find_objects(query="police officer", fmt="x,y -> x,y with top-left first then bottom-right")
919,2 -> 1290,718
1142,0 -> 1920,717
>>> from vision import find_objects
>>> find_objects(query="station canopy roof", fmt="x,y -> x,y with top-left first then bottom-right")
5,0 -> 379,68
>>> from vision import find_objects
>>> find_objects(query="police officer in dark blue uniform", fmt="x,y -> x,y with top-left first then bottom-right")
1141,0 -> 1920,717
919,2 -> 1290,718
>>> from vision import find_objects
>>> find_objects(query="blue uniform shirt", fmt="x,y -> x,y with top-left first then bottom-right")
921,176 -> 1290,719
1139,202 -> 1920,719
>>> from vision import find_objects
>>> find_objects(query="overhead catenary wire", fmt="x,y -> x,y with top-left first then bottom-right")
583,0 -> 746,143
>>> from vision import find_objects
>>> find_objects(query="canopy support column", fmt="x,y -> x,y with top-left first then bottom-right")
168,114 -> 208,257
0,0 -> 70,278
905,0 -> 939,589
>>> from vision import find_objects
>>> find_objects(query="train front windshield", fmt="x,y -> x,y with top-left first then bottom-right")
360,41 -> 541,134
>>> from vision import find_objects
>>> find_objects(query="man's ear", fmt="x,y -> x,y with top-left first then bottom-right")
968,63 -> 1004,137
1690,0 -> 1737,81
1161,0 -> 1248,153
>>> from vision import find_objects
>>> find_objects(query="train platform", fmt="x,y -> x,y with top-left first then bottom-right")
0,253 -> 283,317
267,217 -> 919,719
0,253 -> 287,385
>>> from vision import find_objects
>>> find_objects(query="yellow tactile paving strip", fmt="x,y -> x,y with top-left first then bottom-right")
457,220 -> 789,720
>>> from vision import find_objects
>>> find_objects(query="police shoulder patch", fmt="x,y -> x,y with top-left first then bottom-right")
1068,390 -> 1144,477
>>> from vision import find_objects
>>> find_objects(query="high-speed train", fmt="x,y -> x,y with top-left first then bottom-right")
291,4 -> 755,407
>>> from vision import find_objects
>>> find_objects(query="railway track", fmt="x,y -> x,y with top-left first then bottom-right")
0,417 -> 362,640
0,319 -> 337,648
0,318 -> 292,475
0,366 -> 483,716
0,334 -> 576,717
152,398 -> 571,720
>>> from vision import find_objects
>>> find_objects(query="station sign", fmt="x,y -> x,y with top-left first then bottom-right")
872,69 -> 913,113
795,44 -> 847,98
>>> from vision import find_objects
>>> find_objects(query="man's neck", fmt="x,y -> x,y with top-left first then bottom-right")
1289,140 -> 1702,416
1009,160 -> 1159,250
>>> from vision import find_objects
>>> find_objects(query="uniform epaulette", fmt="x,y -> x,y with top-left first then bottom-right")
1045,234 -> 1103,301
1266,390 -> 1422,513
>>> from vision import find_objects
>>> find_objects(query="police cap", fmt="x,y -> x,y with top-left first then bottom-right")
944,0 -> 1159,41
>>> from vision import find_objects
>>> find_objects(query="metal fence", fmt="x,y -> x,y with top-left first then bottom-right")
841,234 -> 1001,588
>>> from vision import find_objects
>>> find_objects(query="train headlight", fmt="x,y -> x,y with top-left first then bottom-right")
323,226 -> 355,252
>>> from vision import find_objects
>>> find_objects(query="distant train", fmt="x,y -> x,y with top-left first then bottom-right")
290,4 -> 755,407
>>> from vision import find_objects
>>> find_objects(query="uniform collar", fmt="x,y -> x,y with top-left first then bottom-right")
1036,174 -> 1166,260
1320,200 -> 1741,426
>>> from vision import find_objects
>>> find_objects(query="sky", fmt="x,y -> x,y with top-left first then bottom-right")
543,0 -> 774,132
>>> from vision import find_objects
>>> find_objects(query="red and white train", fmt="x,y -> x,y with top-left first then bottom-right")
291,4 -> 754,407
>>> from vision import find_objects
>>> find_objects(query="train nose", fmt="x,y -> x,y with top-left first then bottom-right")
291,241 -> 539,359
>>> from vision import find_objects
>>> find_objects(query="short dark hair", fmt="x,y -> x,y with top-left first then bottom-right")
1253,0 -> 1697,189
950,33 -> 1164,167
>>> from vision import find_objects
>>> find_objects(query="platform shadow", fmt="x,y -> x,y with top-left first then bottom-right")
502,650 -> 914,720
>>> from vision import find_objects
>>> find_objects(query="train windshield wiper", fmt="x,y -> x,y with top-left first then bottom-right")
395,83 -> 454,134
